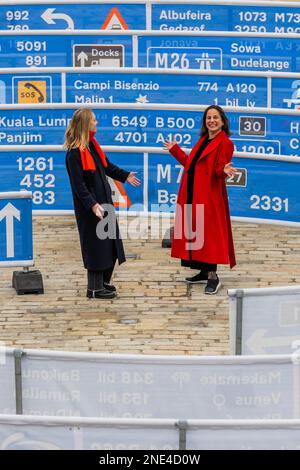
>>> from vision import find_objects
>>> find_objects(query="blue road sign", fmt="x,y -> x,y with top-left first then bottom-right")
1,3 -> 299,33
1,149 -> 299,225
65,72 -> 267,107
0,191 -> 33,266
0,151 -> 143,212
0,71 -> 268,107
0,34 -> 133,68
0,108 -> 299,156
151,4 -> 300,33
0,151 -> 66,210
1,33 -> 299,72
272,77 -> 300,110
0,3 -> 146,30
0,80 -> 6,104
138,35 -> 299,72
0,73 -> 62,104
148,153 -> 300,223
4,70 -> 300,110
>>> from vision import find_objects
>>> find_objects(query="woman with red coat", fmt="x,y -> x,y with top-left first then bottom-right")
163,105 -> 237,295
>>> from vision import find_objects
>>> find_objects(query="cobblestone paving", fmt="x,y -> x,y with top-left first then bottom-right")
0,216 -> 299,355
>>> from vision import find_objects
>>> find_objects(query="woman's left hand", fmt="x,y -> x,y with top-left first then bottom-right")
127,172 -> 141,187
223,162 -> 238,178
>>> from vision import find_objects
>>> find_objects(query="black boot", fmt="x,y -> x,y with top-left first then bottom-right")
87,270 -> 116,299
103,264 -> 116,292
204,274 -> 221,295
86,288 -> 116,299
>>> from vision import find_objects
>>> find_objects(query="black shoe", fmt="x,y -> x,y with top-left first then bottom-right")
185,271 -> 208,284
86,288 -> 116,299
204,275 -> 221,295
104,283 -> 116,292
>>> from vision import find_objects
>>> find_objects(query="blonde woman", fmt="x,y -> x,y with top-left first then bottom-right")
65,108 -> 140,299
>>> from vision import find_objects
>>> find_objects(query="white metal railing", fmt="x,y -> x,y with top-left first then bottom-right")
0,414 -> 300,450
1,29 -> 300,37
1,101 -> 300,116
229,285 -> 300,298
0,144 -> 299,163
1,65 -> 300,78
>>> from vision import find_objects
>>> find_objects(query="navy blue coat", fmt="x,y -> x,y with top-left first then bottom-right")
66,142 -> 130,271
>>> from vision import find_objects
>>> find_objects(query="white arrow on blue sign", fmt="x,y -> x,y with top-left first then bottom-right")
0,191 -> 34,267
0,202 -> 20,258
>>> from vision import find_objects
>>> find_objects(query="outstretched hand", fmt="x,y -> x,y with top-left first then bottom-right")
163,140 -> 177,150
224,162 -> 238,178
127,172 -> 141,187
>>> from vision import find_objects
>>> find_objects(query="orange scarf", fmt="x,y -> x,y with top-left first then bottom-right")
79,131 -> 108,171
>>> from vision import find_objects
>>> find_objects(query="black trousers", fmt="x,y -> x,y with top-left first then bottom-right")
87,263 -> 115,290
181,259 -> 217,272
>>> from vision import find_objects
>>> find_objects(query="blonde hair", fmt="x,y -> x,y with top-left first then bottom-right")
64,108 -> 93,150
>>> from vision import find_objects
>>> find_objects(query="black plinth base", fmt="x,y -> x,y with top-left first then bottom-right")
161,226 -> 174,248
12,270 -> 44,295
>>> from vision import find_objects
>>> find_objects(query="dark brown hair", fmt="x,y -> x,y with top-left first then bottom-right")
200,105 -> 232,136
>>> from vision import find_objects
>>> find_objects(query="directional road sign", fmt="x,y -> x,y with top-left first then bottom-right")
148,153 -> 300,223
0,3 -> 146,30
73,45 -> 124,68
0,191 -> 33,267
151,4 -> 300,33
0,151 -> 143,212
0,148 -> 299,226
0,34 -> 133,68
138,35 -> 299,72
0,33 -> 299,72
3,70 -> 300,110
1,2 -> 300,33
0,107 -> 298,156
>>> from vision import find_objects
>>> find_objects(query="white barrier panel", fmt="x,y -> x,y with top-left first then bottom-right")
0,415 -> 178,450
3,349 -> 297,419
186,420 -> 300,450
1,415 -> 300,450
229,286 -> 300,355
0,352 -> 17,414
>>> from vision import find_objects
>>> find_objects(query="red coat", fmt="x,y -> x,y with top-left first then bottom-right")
169,130 -> 236,268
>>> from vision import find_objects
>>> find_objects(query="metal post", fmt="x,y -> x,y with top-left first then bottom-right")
176,420 -> 188,450
235,290 -> 244,355
14,349 -> 24,414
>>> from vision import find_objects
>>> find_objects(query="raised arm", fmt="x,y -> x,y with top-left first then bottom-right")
215,139 -> 237,178
105,159 -> 130,183
163,140 -> 188,167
